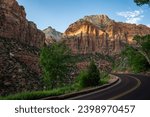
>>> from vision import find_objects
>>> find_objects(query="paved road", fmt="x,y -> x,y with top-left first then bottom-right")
67,74 -> 150,100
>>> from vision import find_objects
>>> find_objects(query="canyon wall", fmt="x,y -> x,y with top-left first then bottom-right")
63,15 -> 150,55
0,0 -> 45,48
0,0 -> 45,96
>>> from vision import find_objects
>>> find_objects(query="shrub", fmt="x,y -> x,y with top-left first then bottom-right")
76,70 -> 89,88
77,60 -> 100,88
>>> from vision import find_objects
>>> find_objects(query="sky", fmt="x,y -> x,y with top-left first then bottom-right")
17,0 -> 150,32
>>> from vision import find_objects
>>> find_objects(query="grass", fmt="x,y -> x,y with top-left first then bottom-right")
101,75 -> 110,85
0,73 -> 110,100
100,72 -> 110,85
0,83 -> 81,100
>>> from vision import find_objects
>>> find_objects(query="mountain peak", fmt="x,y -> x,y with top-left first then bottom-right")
84,14 -> 110,20
82,14 -> 112,29
43,26 -> 62,44
64,14 -> 150,55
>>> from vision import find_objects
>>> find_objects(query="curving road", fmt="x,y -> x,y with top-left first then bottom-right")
67,74 -> 150,100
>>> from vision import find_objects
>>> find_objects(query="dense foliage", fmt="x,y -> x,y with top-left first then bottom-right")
133,35 -> 150,65
119,34 -> 150,73
134,0 -> 150,6
77,60 -> 100,88
122,46 -> 150,73
40,43 -> 75,90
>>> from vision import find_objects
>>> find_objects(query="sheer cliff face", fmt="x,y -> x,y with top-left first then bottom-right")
0,0 -> 45,48
64,15 -> 150,55
0,0 -> 45,96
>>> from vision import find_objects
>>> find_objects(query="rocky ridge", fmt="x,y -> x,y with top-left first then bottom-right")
43,26 -> 62,44
63,14 -> 150,55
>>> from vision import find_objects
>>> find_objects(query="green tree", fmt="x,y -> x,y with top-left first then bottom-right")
133,35 -> 150,65
40,43 -> 75,90
134,0 -> 150,6
77,60 -> 100,88
122,46 -> 150,72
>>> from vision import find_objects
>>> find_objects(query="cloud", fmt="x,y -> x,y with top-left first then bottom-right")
147,24 -> 150,27
117,10 -> 144,24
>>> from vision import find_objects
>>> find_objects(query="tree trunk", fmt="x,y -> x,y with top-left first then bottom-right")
138,50 -> 150,65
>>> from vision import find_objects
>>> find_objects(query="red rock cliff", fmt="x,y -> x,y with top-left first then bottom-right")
0,0 -> 45,48
63,15 -> 150,55
0,0 -> 45,96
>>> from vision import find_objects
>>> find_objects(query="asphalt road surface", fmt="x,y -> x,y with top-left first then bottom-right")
67,74 -> 150,100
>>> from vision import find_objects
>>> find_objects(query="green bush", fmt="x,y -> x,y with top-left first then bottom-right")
100,72 -> 110,85
77,60 -> 100,88
76,70 -> 89,88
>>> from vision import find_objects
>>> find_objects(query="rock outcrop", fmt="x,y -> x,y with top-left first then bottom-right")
0,0 -> 45,96
0,0 -> 45,48
0,37 -> 43,96
63,15 -> 150,55
43,26 -> 62,45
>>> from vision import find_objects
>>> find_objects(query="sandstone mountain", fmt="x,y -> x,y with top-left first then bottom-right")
63,14 -> 150,55
0,0 -> 45,96
0,0 -> 45,48
1,0 -> 150,96
43,26 -> 62,44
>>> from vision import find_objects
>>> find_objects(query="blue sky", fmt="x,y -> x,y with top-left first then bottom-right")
17,0 -> 150,32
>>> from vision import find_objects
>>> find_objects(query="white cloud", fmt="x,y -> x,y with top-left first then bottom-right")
117,10 -> 144,24
147,24 -> 150,27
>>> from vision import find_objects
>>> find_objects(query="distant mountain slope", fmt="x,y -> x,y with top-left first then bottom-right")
43,26 -> 62,44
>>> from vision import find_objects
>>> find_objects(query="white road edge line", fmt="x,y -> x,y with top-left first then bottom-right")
109,75 -> 141,100
67,78 -> 122,100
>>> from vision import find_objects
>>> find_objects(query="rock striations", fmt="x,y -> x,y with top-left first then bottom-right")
0,0 -> 45,48
63,14 -> 150,55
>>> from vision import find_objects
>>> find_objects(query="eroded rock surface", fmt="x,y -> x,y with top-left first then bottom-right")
0,37 -> 42,96
43,26 -> 62,45
0,0 -> 45,48
63,15 -> 150,55
0,0 -> 45,96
